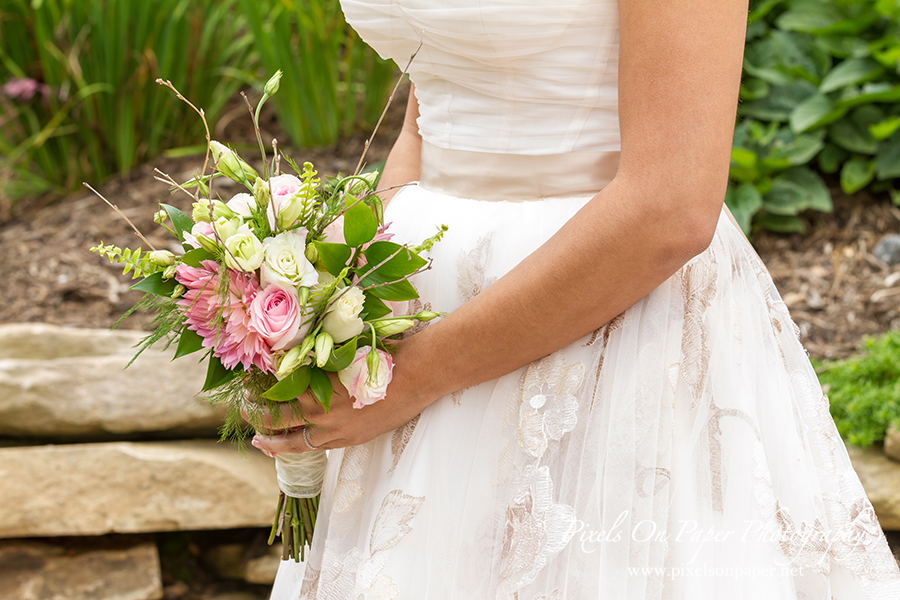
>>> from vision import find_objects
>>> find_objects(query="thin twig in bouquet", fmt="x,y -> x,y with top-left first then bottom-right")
83,183 -> 158,251
353,41 -> 423,177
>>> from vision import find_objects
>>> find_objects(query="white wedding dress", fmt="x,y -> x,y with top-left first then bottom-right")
272,1 -> 900,598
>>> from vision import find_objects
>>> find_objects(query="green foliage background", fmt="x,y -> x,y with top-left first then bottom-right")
0,0 -> 395,204
729,0 -> 900,234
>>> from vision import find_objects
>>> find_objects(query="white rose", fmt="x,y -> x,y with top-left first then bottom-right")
321,286 -> 366,343
223,224 -> 265,272
261,230 -> 319,290
226,192 -> 257,218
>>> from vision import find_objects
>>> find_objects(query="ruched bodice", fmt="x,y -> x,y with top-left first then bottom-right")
341,0 -> 620,157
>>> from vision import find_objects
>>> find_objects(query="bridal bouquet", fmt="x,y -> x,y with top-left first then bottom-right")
89,71 -> 443,561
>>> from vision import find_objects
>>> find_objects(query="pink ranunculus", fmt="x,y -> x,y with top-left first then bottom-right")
248,283 -> 309,351
337,346 -> 394,409
266,174 -> 303,230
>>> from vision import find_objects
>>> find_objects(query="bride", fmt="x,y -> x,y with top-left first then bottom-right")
254,0 -> 900,597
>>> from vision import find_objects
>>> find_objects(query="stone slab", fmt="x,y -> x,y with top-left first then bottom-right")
0,538 -> 162,600
0,323 -> 224,438
884,424 -> 900,463
0,440 -> 279,538
848,445 -> 900,530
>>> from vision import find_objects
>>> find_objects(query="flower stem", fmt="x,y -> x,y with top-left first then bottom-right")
268,492 -> 285,546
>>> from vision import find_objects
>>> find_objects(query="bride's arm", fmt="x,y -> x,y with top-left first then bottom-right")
254,0 -> 748,452
372,83 -> 421,204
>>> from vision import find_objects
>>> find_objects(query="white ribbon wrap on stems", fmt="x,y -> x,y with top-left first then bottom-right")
275,450 -> 328,498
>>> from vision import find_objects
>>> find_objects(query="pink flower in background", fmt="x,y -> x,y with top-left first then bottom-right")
266,174 -> 303,230
175,260 -> 273,373
2,78 -> 48,102
248,283 -> 309,351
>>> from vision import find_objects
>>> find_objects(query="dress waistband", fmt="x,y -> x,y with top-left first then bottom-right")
418,141 -> 620,202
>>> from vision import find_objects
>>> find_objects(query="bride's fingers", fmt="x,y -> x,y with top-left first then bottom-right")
252,426 -> 332,455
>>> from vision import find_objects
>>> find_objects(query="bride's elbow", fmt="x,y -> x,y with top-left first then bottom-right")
654,189 -> 724,264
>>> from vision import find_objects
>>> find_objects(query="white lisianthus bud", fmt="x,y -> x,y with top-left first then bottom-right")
276,335 -> 315,380
314,332 -> 334,368
209,140 -> 258,185
223,224 -> 265,272
277,193 -> 306,230
192,199 -> 235,223
321,287 -> 367,343
299,286 -> 310,308
264,70 -> 283,96
153,209 -> 168,224
372,319 -> 415,337
196,231 -> 219,254
171,284 -> 186,298
149,250 -> 175,267
415,311 -> 442,321
252,177 -> 270,211
366,346 -> 381,386
213,216 -> 241,243
260,230 -> 319,290
305,243 -> 318,264
162,265 -> 177,280
347,171 -> 379,196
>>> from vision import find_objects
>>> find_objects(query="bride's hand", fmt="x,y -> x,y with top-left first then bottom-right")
250,367 -> 423,455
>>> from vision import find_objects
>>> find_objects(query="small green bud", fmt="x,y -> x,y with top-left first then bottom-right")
305,243 -> 318,264
298,286 -> 310,308
348,171 -> 379,196
366,346 -> 381,386
192,199 -> 235,223
264,70 -> 283,97
276,335 -> 316,380
314,332 -> 334,368
414,311 -> 442,322
372,319 -> 415,337
196,232 -> 220,254
149,250 -> 175,267
153,209 -> 168,224
171,284 -> 186,298
253,177 -> 270,210
162,265 -> 177,280
209,140 -> 258,186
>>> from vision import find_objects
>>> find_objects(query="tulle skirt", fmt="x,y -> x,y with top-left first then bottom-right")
272,175 -> 900,599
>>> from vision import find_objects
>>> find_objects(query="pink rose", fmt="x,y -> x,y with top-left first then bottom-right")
337,346 -> 393,408
266,174 -> 303,230
248,283 -> 309,351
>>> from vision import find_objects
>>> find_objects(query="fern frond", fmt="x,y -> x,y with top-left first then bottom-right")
125,293 -> 184,367
91,242 -> 160,279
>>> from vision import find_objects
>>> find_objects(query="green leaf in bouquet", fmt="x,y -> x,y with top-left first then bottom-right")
130,272 -> 179,297
343,199 -> 379,248
322,338 -> 358,372
262,366 -> 312,402
875,133 -> 900,181
203,355 -> 237,392
361,241 -> 428,280
314,242 -> 352,277
181,247 -> 215,268
363,278 -> 420,302
360,295 -> 392,321
840,157 -> 876,194
819,58 -> 885,94
174,327 -> 205,359
308,367 -> 333,412
161,204 -> 194,243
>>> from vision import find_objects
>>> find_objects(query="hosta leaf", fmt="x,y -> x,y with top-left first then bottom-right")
756,213 -> 807,233
724,183 -> 763,234
789,93 -> 846,133
818,143 -> 849,174
819,58 -> 884,93
840,157 -> 876,194
869,117 -> 900,142
875,133 -> 900,181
